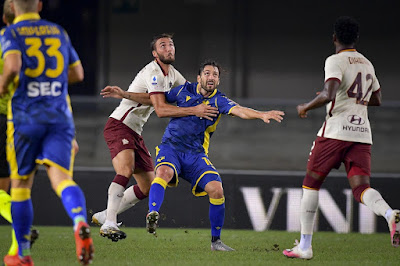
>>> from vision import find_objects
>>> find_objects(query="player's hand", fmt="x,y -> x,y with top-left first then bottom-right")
72,139 -> 79,155
296,104 -> 308,118
100,86 -> 125,99
193,103 -> 219,121
260,110 -> 285,123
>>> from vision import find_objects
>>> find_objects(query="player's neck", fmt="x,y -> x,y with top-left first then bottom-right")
335,44 -> 355,54
155,59 -> 170,76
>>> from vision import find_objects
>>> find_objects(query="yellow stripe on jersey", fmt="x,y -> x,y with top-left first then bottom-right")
6,120 -> 35,180
11,188 -> 31,202
36,158 -> 74,178
3,50 -> 21,59
55,179 -> 77,197
69,60 -> 81,68
203,114 -> 221,155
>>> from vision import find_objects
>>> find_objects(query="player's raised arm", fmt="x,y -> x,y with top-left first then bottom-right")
100,85 -> 152,105
230,105 -> 284,123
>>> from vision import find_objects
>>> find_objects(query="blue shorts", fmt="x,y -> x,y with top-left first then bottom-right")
7,122 -> 75,179
155,144 -> 221,196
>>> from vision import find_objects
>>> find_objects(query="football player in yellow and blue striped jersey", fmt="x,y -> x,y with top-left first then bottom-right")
0,0 -> 93,264
146,60 -> 284,251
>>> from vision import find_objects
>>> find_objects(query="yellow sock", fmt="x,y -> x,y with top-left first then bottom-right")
0,189 -> 19,255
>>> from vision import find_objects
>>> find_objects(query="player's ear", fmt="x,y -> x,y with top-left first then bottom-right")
2,14 -> 6,25
38,1 -> 43,12
152,50 -> 157,58
197,75 -> 201,83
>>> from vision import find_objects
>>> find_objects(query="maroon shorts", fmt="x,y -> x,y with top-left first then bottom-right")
307,137 -> 371,177
103,118 -> 154,172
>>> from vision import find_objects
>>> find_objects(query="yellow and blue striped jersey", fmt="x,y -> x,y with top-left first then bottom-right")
161,82 -> 238,155
0,13 -> 80,124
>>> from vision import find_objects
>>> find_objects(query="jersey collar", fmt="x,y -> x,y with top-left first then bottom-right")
14,13 -> 41,24
196,83 -> 218,98
338,48 -> 356,53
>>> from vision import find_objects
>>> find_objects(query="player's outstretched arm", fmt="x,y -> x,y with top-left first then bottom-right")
230,106 -> 284,123
0,53 -> 21,96
296,79 -> 340,118
100,86 -> 152,105
150,93 -> 219,121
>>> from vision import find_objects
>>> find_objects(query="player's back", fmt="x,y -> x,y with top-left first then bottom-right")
1,14 -> 79,125
320,50 -> 380,144
330,50 -> 378,111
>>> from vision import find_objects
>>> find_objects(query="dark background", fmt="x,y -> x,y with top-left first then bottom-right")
5,0 -> 397,101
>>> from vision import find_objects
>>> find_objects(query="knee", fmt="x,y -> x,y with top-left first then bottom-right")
155,166 -> 174,183
302,171 -> 325,190
206,181 -> 224,199
116,168 -> 133,179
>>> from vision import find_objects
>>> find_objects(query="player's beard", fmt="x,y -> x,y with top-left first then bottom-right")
200,79 -> 217,93
158,52 -> 175,64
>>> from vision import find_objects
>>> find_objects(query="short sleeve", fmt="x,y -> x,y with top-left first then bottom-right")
0,28 -> 21,58
324,55 -> 343,82
173,70 -> 186,87
146,69 -> 166,93
372,76 -> 380,92
216,94 -> 238,114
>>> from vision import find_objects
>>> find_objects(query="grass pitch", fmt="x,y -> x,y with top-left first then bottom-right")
1,225 -> 399,265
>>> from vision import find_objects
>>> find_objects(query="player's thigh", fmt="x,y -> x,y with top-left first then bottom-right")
40,124 -> 75,175
182,153 -> 221,197
154,144 -> 181,186
8,123 -> 44,178
112,149 -> 135,177
344,143 -> 371,177
307,137 -> 350,174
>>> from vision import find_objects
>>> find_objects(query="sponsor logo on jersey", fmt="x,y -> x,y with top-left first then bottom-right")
122,139 -> 129,145
347,115 -> 365,125
186,96 -> 191,102
169,81 -> 173,88
151,76 -> 158,85
157,156 -> 165,162
342,125 -> 369,133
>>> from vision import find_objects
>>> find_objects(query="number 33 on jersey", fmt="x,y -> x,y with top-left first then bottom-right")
0,13 -> 81,124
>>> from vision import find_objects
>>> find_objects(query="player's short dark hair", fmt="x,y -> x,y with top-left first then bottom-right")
334,16 -> 359,45
150,33 -> 174,51
198,60 -> 221,77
